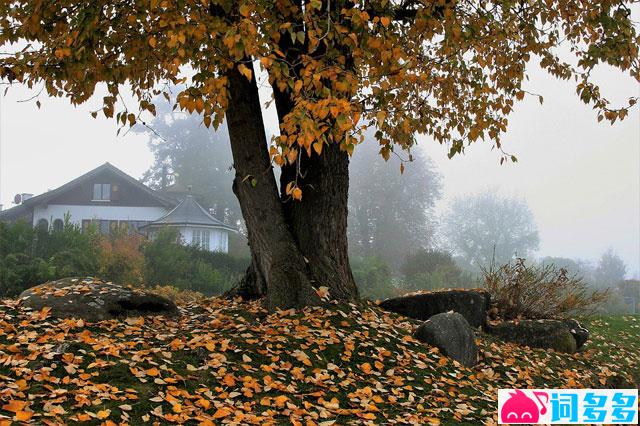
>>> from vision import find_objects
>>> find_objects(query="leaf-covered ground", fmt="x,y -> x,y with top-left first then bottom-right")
0,298 -> 638,425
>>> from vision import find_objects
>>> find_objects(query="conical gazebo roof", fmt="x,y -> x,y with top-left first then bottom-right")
146,195 -> 235,231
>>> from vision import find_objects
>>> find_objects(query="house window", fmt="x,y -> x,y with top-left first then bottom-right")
99,220 -> 110,234
201,230 -> 210,250
36,218 -> 48,231
92,183 -> 111,201
52,219 -> 64,231
192,229 -> 201,246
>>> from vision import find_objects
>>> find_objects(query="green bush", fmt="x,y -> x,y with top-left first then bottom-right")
352,256 -> 398,301
0,219 -> 100,296
400,249 -> 475,292
143,227 -> 248,295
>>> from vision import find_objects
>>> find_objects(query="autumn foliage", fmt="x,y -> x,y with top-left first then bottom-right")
0,0 -> 637,187
1,0 -> 638,309
0,297 -> 638,424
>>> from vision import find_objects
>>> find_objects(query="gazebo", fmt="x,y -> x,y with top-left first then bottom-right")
143,195 -> 236,253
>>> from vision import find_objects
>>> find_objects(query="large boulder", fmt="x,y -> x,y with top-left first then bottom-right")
19,277 -> 179,321
379,289 -> 491,328
413,312 -> 478,367
486,319 -> 589,353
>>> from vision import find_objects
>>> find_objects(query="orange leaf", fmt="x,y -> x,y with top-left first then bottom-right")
292,187 -> 302,201
96,409 -> 111,419
2,400 -> 26,413
238,64 -> 253,81
15,411 -> 33,421
213,407 -> 231,419
145,367 -> 160,377
223,373 -> 236,387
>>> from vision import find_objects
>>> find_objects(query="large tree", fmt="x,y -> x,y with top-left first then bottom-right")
442,191 -> 540,270
1,0 -> 637,310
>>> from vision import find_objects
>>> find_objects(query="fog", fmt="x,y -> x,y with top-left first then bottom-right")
1,62 -> 638,276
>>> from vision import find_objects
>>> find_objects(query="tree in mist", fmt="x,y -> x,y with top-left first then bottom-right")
4,0 -> 637,310
349,141 -> 441,269
594,249 -> 627,287
133,101 -> 241,226
539,256 -> 592,279
442,191 -> 539,270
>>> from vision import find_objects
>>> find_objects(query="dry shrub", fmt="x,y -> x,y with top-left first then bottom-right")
483,258 -> 609,320
97,232 -> 145,286
149,285 -> 205,304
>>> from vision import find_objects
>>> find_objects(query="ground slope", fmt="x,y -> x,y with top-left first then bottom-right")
0,298 -> 637,425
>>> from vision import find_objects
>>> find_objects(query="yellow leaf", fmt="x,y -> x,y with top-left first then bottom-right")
148,36 -> 157,48
380,16 -> 391,27
360,363 -> 372,374
96,409 -> 111,419
239,4 -> 250,17
238,63 -> 253,81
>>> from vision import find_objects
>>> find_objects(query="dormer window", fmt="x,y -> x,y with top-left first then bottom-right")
93,183 -> 111,201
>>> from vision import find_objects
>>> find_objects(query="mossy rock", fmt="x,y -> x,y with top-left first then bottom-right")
486,319 -> 583,353
19,277 -> 178,321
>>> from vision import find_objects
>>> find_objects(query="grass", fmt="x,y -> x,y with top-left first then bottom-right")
0,297 -> 638,425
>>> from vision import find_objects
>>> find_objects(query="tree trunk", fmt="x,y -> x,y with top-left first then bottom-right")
223,63 -> 320,310
281,145 -> 359,301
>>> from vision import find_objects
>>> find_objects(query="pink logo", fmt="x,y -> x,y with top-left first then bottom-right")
500,390 -> 549,423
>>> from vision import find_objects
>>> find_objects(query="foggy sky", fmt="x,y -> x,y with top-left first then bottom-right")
0,63 -> 638,277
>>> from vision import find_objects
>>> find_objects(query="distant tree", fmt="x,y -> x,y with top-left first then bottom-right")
594,249 -> 627,288
134,100 -> 241,226
443,191 -> 539,270
349,141 -> 441,269
539,256 -> 593,280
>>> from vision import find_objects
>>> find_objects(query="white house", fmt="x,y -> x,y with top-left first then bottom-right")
0,163 -> 236,253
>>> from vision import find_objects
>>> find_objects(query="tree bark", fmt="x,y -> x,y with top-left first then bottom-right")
223,62 -> 320,310
222,0 -> 358,308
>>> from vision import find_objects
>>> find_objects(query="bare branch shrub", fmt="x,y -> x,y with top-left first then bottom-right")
483,258 -> 609,320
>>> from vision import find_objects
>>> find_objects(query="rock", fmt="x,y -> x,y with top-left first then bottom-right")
563,319 -> 589,349
413,312 -> 478,367
486,319 -> 587,353
379,289 -> 491,328
19,277 -> 179,321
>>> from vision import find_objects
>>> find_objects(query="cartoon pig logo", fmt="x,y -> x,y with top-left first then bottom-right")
501,390 -> 548,424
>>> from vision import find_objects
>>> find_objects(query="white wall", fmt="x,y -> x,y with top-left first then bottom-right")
180,227 -> 230,253
33,204 -> 168,226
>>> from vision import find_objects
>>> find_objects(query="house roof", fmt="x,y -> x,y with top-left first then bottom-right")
144,195 -> 236,231
0,163 -> 175,221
